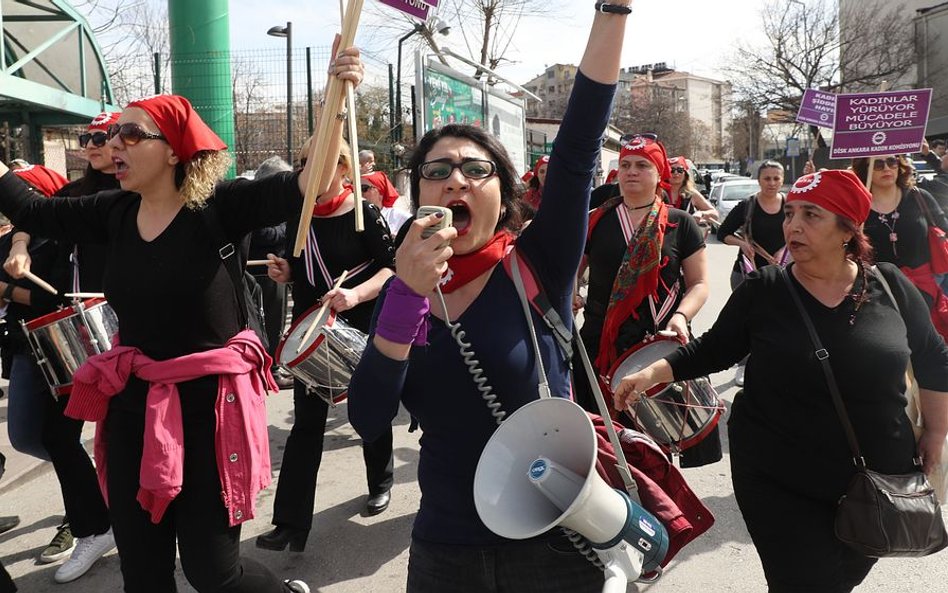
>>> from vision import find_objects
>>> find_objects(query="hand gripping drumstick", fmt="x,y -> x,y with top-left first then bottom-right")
293,0 -> 365,256
296,269 -> 349,353
24,270 -> 57,295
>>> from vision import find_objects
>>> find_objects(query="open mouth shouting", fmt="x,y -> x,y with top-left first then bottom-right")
447,200 -> 472,235
112,157 -> 129,180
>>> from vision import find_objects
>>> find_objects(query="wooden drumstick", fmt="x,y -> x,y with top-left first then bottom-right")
246,259 -> 272,267
24,271 -> 57,295
64,292 -> 105,299
296,269 -> 349,353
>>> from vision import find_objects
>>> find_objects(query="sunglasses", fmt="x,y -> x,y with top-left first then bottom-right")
872,157 -> 900,171
106,123 -> 166,146
621,132 -> 658,144
79,131 -> 108,149
360,184 -> 373,193
670,166 -> 686,174
419,158 -> 497,181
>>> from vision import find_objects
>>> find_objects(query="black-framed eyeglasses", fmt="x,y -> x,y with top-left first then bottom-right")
419,158 -> 497,181
670,166 -> 686,174
872,156 -> 900,171
78,131 -> 108,149
106,123 -> 166,146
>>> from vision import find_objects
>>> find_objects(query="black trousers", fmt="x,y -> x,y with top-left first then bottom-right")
731,459 -> 876,593
253,274 -> 287,362
42,393 -> 110,538
271,380 -> 394,530
106,394 -> 285,593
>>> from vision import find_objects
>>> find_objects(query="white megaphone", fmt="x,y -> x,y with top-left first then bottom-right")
473,398 -> 669,592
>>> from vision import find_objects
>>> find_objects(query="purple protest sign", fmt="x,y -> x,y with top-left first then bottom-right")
830,89 -> 933,159
796,89 -> 836,128
377,0 -> 431,20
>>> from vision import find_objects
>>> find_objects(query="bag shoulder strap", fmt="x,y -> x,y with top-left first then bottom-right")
507,249 -> 551,400
779,267 -> 865,466
501,250 -> 573,362
911,187 -> 939,230
199,202 -> 250,329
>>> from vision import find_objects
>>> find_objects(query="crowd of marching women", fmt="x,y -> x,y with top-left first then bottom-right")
0,3 -> 947,593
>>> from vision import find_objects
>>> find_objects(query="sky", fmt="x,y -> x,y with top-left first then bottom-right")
226,0 -> 769,89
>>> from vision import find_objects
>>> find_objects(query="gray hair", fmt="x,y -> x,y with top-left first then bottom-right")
358,150 -> 375,163
255,156 -> 293,179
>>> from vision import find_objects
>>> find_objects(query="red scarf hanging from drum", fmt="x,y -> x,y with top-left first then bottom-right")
439,230 -> 516,294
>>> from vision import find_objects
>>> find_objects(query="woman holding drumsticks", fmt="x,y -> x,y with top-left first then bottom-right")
256,138 -> 396,554
0,44 -> 365,593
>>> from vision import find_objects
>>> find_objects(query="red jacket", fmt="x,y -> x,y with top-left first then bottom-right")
592,415 -> 714,568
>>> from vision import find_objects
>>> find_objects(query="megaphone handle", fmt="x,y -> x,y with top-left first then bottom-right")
573,324 -> 640,501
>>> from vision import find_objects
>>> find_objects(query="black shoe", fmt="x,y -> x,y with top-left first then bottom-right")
256,525 -> 309,552
0,516 -> 19,535
365,491 -> 391,516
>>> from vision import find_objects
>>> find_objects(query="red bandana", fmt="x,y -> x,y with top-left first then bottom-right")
88,111 -> 120,132
362,171 -> 400,208
439,230 -> 516,294
127,95 -> 227,163
313,186 -> 352,217
13,165 -> 67,198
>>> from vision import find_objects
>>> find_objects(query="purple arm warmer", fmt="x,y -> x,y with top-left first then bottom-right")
375,277 -> 430,346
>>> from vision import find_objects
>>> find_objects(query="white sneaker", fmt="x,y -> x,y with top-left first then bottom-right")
735,365 -> 745,387
284,580 -> 311,593
53,528 -> 116,583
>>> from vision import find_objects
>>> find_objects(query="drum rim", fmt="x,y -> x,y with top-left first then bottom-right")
624,401 -> 723,451
23,297 -> 109,331
604,333 -> 684,399
275,304 -> 336,367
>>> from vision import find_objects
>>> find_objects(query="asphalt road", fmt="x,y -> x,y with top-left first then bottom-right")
0,238 -> 946,592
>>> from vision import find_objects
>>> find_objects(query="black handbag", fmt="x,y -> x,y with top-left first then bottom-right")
781,267 -> 948,558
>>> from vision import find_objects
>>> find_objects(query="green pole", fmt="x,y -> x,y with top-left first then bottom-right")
168,0 -> 236,177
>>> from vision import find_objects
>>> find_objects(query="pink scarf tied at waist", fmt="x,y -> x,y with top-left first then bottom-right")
65,330 -> 278,526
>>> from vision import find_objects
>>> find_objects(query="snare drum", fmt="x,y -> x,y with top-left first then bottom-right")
22,298 -> 119,397
606,334 -> 723,452
275,305 -> 367,406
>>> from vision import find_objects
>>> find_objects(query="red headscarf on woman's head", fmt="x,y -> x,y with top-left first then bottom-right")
521,170 -> 534,184
362,170 -> 400,208
88,111 -> 121,132
533,155 -> 550,178
12,164 -> 67,197
788,169 -> 872,224
126,95 -> 226,163
605,168 -> 618,184
619,136 -> 671,192
668,155 -> 689,172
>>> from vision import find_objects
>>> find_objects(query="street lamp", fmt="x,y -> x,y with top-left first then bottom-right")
267,22 -> 293,164
394,17 -> 451,166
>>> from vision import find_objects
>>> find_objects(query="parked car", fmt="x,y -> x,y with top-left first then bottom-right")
709,178 -> 760,219
912,159 -> 937,183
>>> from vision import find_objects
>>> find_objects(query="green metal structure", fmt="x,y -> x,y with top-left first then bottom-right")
1,0 -> 118,161
168,0 -> 235,175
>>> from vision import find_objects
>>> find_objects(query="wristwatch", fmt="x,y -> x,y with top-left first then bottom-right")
595,2 -> 633,14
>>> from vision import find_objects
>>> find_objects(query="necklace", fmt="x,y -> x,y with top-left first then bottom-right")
624,201 -> 653,211
876,210 -> 900,257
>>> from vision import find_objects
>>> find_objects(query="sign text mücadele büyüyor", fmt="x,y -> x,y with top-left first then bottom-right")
830,89 -> 933,159
377,0 -> 432,20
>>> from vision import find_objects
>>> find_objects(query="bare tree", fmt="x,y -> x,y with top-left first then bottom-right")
614,87 -> 693,158
730,0 -> 919,115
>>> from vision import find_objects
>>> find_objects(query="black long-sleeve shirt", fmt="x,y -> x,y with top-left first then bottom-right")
716,195 -> 786,272
667,263 -> 948,499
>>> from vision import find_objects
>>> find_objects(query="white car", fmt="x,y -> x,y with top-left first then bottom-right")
709,178 -> 760,220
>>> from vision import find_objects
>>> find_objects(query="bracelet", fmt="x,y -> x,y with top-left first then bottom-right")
2,282 -> 15,302
595,2 -> 633,14
671,311 -> 688,323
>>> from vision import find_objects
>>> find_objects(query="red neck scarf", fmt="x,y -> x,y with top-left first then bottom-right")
313,186 -> 352,217
589,196 -> 669,374
439,230 -> 516,294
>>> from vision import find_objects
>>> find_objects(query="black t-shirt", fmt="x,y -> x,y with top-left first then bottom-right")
668,263 -> 948,499
863,187 -> 948,269
285,201 -> 395,333
716,194 -> 786,271
583,207 -> 704,354
590,182 -> 620,210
